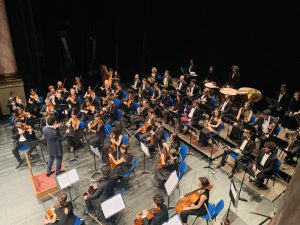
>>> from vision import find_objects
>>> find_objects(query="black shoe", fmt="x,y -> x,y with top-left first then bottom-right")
16,160 -> 24,169
228,172 -> 234,179
46,171 -> 55,177
56,170 -> 65,175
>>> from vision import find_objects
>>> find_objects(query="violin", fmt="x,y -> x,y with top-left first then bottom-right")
83,181 -> 99,197
138,121 -> 152,134
19,110 -> 34,119
44,209 -> 54,220
157,144 -> 168,169
67,94 -> 77,104
86,118 -> 103,132
66,117 -> 80,130
29,93 -> 39,103
133,207 -> 161,225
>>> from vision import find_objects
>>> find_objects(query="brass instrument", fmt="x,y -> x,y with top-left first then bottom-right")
285,128 -> 300,151
265,117 -> 279,138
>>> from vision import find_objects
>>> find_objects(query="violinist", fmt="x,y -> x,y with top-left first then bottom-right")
102,127 -> 123,163
65,110 -> 83,153
156,88 -> 170,117
44,191 -> 77,225
84,85 -> 96,99
132,99 -> 150,129
27,88 -> 40,116
40,98 -> 56,117
163,94 -> 184,126
83,165 -> 115,215
146,118 -> 165,155
179,177 -> 211,225
137,109 -> 156,141
154,147 -> 179,188
15,107 -> 35,122
113,83 -> 123,100
139,78 -> 150,99
7,91 -> 17,115
73,76 -> 84,96
80,98 -> 96,121
122,92 -> 134,124
99,79 -> 111,97
47,85 -> 61,106
135,193 -> 168,225
101,96 -> 117,124
56,80 -> 68,99
109,144 -> 133,176
85,113 -> 105,148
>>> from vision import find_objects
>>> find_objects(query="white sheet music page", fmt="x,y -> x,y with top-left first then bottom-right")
67,168 -> 79,184
140,142 -> 150,157
164,214 -> 183,225
101,194 -> 126,219
56,173 -> 71,189
164,171 -> 179,196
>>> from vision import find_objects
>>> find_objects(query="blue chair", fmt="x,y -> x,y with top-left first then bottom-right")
120,159 -> 139,193
169,97 -> 175,106
73,216 -> 84,225
149,87 -> 154,96
177,161 -> 187,195
192,202 -> 215,225
8,116 -> 14,126
156,75 -> 162,82
18,145 -> 30,152
249,114 -> 256,125
104,123 -> 112,137
121,135 -> 129,145
39,96 -> 44,104
114,98 -> 121,107
121,90 -> 127,100
198,200 -> 224,225
209,97 -> 216,108
79,121 -> 85,130
272,126 -> 281,136
179,144 -> 189,162
77,96 -> 83,105
265,159 -> 281,187
111,109 -> 122,126
163,131 -> 169,142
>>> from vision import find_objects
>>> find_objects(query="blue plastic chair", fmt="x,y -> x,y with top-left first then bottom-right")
121,135 -> 129,145
179,144 -> 189,162
104,123 -> 112,137
9,116 -> 14,126
73,216 -> 83,225
272,126 -> 281,136
18,145 -> 30,153
196,202 -> 215,225
149,87 -> 154,96
120,159 -> 139,193
178,161 -> 187,180
199,200 -> 224,224
39,96 -> 44,104
156,75 -> 162,82
114,98 -> 121,107
79,121 -> 85,130
210,97 -> 216,108
249,114 -> 256,125
121,90 -> 127,100
111,109 -> 122,126
163,131 -> 169,142
77,96 -> 83,105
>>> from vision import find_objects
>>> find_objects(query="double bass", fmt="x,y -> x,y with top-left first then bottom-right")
133,207 -> 161,225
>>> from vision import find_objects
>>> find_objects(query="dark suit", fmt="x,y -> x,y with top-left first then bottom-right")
177,80 -> 187,93
219,100 -> 233,116
42,126 -> 63,174
248,150 -> 278,187
226,73 -> 240,88
253,116 -> 275,137
221,137 -> 255,173
188,85 -> 200,98
142,204 -> 169,225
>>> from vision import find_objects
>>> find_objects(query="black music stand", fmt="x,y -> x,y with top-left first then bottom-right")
235,161 -> 249,202
137,141 -> 152,176
90,145 -> 102,178
203,136 -> 219,174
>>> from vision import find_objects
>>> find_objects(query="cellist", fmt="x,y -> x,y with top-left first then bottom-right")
179,177 -> 212,225
108,144 -> 133,177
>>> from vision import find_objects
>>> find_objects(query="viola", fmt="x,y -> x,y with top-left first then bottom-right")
133,207 -> 160,225
157,145 -> 168,169
83,182 -> 99,197
109,157 -> 117,169
138,121 -> 151,134
44,209 -> 54,220
87,118 -> 103,131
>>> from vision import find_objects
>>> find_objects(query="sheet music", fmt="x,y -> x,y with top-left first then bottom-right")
90,145 -> 100,157
56,173 -> 71,189
164,171 -> 179,196
163,214 -> 183,225
140,142 -> 150,158
67,169 -> 79,184
101,194 -> 126,219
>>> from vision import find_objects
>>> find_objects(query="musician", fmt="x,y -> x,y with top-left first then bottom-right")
229,101 -> 253,141
101,96 -> 117,124
182,58 -> 196,80
47,85 -> 61,106
284,91 -> 300,130
132,74 -> 141,90
217,128 -> 255,178
157,89 -> 170,117
187,79 -> 200,99
199,109 -> 222,146
176,75 -> 187,93
269,84 -> 290,118
42,116 -> 64,176
139,78 -> 151,98
109,144 -> 133,176
83,165 -> 115,215
137,108 -> 156,141
102,127 -> 123,163
154,147 -> 179,188
180,100 -> 201,134
139,193 -> 168,225
40,98 -> 56,117
99,79 -> 111,97
204,65 -> 217,82
80,98 -> 96,121
15,107 -> 35,122
132,99 -> 150,129
284,129 -> 300,166
147,119 -> 165,154
66,88 -> 79,111
73,76 -> 84,96
162,69 -> 172,89
170,133 -> 181,151
248,141 -> 278,190
7,91 -> 17,115
218,94 -> 233,117
65,110 -> 83,153
44,191 -> 76,225
198,88 -> 211,114
11,119 -> 36,168
180,177 -> 211,225
113,83 -> 123,100
151,83 -> 161,104
27,88 -> 40,116
85,113 -> 105,148
122,92 -> 134,124
164,94 -> 184,126
84,85 -> 96,100
226,65 -> 240,88
148,66 -> 158,85
56,80 -> 68,99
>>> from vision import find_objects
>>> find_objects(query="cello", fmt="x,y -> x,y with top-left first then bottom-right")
157,143 -> 168,169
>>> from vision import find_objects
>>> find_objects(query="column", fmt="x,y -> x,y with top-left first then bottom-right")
0,0 -> 25,115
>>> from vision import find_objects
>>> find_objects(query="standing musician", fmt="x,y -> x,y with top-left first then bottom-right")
178,177 -> 212,225
132,99 -> 150,129
154,146 -> 179,188
163,94 -> 184,126
27,88 -> 40,116
83,165 -> 115,215
176,75 -> 188,94
102,127 -> 123,163
135,193 -> 168,225
42,116 -> 64,176
226,65 -> 240,88
109,144 -> 133,176
204,65 -> 217,83
248,141 -> 278,190
85,113 -> 105,148
80,98 -> 97,121
65,110 -> 83,153
217,128 -> 255,178
44,191 -> 77,225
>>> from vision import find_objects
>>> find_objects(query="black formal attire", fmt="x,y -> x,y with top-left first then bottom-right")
180,105 -> 201,131
154,158 -> 179,187
53,201 -> 76,225
218,100 -> 233,117
177,80 -> 187,93
142,204 -> 169,225
148,126 -> 164,153
113,153 -> 133,177
220,137 -> 255,174
42,126 -> 63,174
248,150 -> 278,187
132,105 -> 150,129
164,101 -> 184,125
284,136 -> 300,164
180,189 -> 210,223
226,73 -> 240,88
285,99 -> 300,130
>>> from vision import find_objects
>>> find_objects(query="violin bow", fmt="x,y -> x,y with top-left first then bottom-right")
87,212 -> 104,225
62,78 -> 67,87
93,83 -> 99,91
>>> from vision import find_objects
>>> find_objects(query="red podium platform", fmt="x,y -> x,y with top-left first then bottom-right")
31,172 -> 59,200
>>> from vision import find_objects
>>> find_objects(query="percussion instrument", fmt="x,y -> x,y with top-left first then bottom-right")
220,87 -> 238,96
204,82 -> 219,89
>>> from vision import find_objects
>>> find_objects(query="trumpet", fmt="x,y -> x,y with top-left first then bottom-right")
285,128 -> 300,151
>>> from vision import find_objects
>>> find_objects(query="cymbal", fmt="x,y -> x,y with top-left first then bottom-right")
190,72 -> 198,76
219,87 -> 238,96
204,82 -> 219,89
238,87 -> 253,95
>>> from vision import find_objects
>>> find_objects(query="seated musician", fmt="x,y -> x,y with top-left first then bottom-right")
102,126 -> 123,163
176,75 -> 187,94
179,100 -> 201,134
109,144 -> 133,176
80,98 -> 96,121
169,133 -> 181,151
151,83 -> 161,104
284,91 -> 300,130
145,119 -> 165,155
27,88 -> 40,116
284,129 -> 300,166
66,88 -> 79,113
204,65 -> 217,83
139,78 -> 151,99
44,191 -> 77,225
47,85 -> 61,106
218,94 -> 233,117
40,98 -> 56,117
163,94 -> 184,126
101,96 -> 117,124
83,165 -> 115,215
197,87 -> 211,114
269,84 -> 290,118
132,99 -> 150,129
122,92 -> 134,122
85,113 -> 105,148
187,79 -> 200,99
113,83 -> 123,100
217,128 -> 255,178
11,119 -> 37,168
229,101 -> 253,141
148,66 -> 158,85
99,80 -> 111,98
156,89 -> 170,117
56,80 -> 68,101
199,109 -> 222,146
15,107 -> 35,123
154,146 -> 179,188
131,74 -> 141,90
137,108 -> 156,141
73,76 -> 84,96
7,91 -> 17,115
65,110 -> 83,152
248,141 -> 278,190
180,177 -> 212,225
138,193 -> 168,225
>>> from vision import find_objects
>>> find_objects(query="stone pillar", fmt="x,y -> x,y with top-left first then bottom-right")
270,163 -> 300,225
0,0 -> 25,115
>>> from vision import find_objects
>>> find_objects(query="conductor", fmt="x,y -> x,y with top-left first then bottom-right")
42,116 -> 65,176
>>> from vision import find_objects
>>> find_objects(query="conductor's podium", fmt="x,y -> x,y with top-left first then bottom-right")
18,145 -> 64,201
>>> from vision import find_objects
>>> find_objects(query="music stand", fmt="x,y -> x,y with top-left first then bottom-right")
223,179 -> 239,225
137,142 -> 152,176
203,136 -> 219,174
164,171 -> 179,210
101,193 -> 126,225
235,160 -> 249,202
165,214 -> 183,225
56,168 -> 79,208
90,145 -> 102,178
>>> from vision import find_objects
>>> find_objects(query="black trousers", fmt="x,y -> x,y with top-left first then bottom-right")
47,155 -> 63,174
12,141 -> 33,163
221,150 -> 250,173
247,166 -> 272,187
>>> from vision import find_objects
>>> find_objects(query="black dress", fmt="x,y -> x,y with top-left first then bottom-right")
54,201 -> 76,225
114,153 -> 133,176
154,158 -> 179,187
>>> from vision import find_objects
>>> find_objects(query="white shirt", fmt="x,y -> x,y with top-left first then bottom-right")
188,107 -> 196,118
239,139 -> 249,151
178,82 -> 182,90
262,116 -> 270,133
260,153 -> 271,167
278,93 -> 285,102
190,86 -> 194,96
18,128 -> 27,142
134,80 -> 138,88
220,100 -> 229,112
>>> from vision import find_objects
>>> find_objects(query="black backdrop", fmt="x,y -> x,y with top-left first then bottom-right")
5,0 -> 300,98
